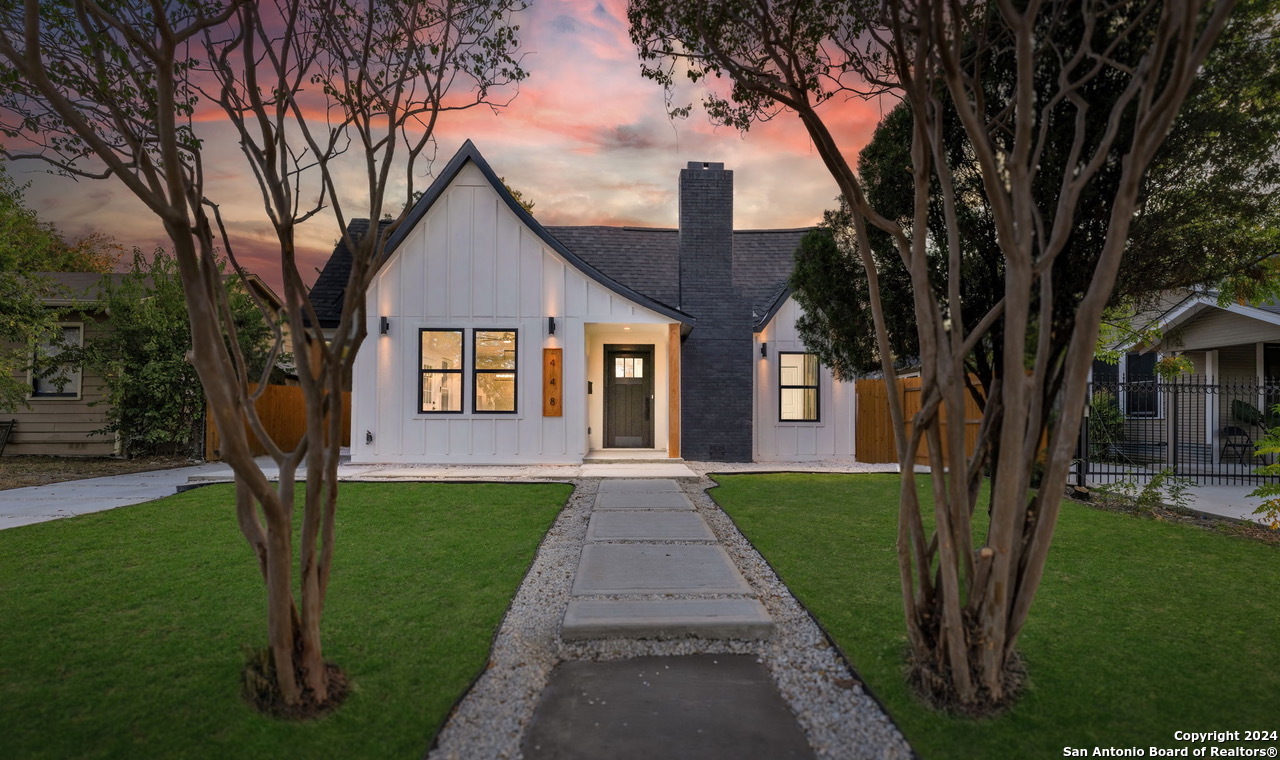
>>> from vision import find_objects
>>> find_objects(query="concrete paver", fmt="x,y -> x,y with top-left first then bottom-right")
586,511 -> 715,542
562,599 -> 773,641
596,478 -> 685,493
580,463 -> 697,479
595,491 -> 693,510
572,543 -> 754,596
522,655 -> 814,760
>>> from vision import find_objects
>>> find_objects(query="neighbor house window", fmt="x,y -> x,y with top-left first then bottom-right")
779,352 -> 819,422
1123,352 -> 1159,417
420,329 -> 463,413
1091,352 -> 1160,418
474,329 -> 517,413
32,323 -> 83,398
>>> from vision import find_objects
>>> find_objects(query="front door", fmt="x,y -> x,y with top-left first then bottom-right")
604,345 -> 654,448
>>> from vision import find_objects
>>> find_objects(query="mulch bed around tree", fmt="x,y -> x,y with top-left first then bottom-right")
0,455 -> 195,491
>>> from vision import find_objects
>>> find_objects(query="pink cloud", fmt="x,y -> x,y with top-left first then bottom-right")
19,0 -> 885,295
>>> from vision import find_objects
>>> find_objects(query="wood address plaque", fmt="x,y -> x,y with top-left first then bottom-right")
543,348 -> 562,417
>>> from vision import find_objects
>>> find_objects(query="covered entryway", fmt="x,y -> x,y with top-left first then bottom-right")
584,323 -> 681,458
604,345 -> 654,448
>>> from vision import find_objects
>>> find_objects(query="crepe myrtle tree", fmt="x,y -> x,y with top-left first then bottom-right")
0,0 -> 525,714
630,0 -> 1233,713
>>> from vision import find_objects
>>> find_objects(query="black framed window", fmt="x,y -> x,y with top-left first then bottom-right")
779,352 -> 819,422
474,329 -> 517,413
420,329 -> 463,413
1124,352 -> 1158,417
32,323 -> 83,398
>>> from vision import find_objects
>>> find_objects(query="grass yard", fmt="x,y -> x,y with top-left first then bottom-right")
0,481 -> 571,759
710,473 -> 1279,759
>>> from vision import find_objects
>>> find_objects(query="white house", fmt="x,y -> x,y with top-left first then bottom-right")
310,141 -> 860,464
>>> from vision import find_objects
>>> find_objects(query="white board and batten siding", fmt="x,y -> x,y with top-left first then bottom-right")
753,296 -> 856,461
350,162 -> 674,464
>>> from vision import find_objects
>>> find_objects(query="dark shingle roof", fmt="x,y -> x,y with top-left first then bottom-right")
732,228 -> 810,321
543,226 -> 810,324
309,218 -> 392,328
544,226 -> 680,306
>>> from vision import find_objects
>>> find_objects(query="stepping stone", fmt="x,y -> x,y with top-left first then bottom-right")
562,599 -> 774,641
586,512 -> 715,542
522,655 -> 814,760
581,463 -> 698,479
597,478 -> 684,493
572,544 -> 752,595
595,491 -> 693,510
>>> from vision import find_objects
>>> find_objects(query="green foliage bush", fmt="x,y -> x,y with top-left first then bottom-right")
75,249 -> 278,457
1087,389 -> 1126,461
1247,403 -> 1280,530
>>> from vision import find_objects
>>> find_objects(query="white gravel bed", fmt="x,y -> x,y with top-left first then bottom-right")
427,474 -> 913,760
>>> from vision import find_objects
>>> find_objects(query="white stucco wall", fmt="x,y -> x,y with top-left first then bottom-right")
350,161 -> 676,464
753,296 -> 857,461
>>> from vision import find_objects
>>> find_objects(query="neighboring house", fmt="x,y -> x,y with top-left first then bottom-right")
3,273 -> 124,456
311,140 -> 860,464
1087,291 -> 1280,477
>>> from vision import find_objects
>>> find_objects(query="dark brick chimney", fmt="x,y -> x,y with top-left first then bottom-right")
678,161 -> 752,462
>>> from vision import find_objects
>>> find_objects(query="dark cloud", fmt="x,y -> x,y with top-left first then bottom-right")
549,14 -> 580,34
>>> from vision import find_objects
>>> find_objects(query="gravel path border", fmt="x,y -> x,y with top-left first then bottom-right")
427,475 -> 913,760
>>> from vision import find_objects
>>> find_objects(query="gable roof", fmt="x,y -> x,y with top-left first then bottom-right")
309,141 -> 811,329
394,140 -> 694,327
1125,292 -> 1280,352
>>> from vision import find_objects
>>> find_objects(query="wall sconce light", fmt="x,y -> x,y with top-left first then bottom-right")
365,430 -> 373,444
760,341 -> 767,358
548,316 -> 556,336
380,317 -> 390,336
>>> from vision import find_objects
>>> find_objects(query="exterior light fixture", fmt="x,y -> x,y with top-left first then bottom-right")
365,430 -> 373,444
380,317 -> 390,335
760,341 -> 767,358
548,316 -> 556,336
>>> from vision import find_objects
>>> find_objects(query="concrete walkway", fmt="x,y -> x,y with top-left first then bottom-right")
523,479 -> 810,759
561,478 -> 773,641
0,461 -> 236,530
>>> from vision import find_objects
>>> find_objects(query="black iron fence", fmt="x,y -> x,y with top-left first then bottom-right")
1079,377 -> 1280,485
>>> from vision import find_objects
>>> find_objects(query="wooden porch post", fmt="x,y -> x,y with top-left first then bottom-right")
668,323 -> 681,459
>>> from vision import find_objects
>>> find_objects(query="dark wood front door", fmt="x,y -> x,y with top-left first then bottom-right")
604,345 -> 654,448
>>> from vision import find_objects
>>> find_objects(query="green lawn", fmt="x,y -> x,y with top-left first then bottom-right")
0,481 -> 571,759
711,473 -> 1279,759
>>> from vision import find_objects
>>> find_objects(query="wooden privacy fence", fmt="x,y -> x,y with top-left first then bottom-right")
205,384 -> 351,460
855,376 -> 984,464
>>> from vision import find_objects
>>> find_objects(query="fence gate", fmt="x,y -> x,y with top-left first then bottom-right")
855,376 -> 984,465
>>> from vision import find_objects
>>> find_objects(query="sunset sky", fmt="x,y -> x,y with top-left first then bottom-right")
16,0 -> 887,293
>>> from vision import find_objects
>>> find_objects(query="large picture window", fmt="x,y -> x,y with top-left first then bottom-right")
32,323 -> 83,398
779,352 -> 819,422
474,329 -> 517,413
420,329 -> 463,413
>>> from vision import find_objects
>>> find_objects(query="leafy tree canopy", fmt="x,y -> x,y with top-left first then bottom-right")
790,0 -> 1280,386
66,248 -> 275,457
